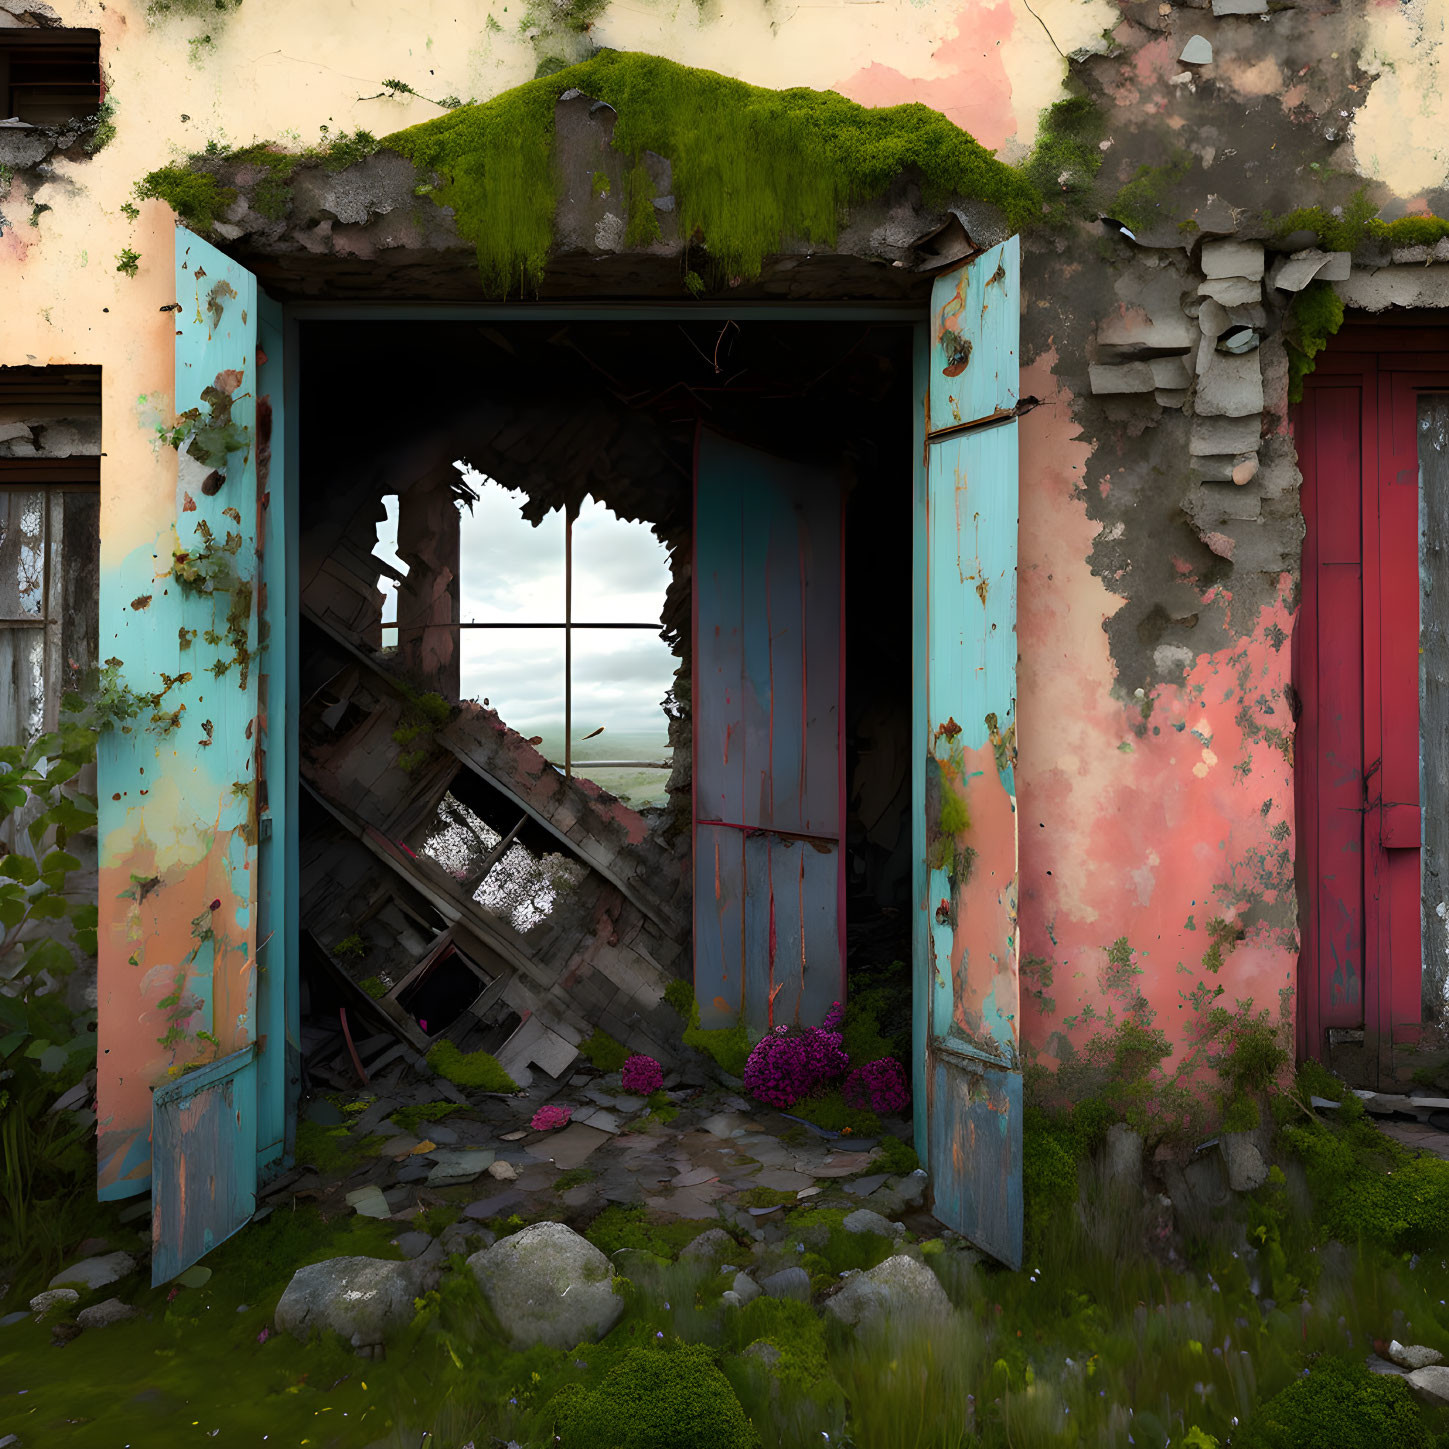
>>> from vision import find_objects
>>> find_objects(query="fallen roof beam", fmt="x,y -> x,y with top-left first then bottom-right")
301,601 -> 678,935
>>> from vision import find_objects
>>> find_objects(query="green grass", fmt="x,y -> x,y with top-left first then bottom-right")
579,1029 -> 631,1073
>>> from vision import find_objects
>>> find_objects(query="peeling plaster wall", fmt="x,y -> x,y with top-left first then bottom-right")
16,0 -> 1449,1156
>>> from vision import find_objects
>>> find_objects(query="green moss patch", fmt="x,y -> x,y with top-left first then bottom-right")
585,1205 -> 724,1260
1281,1090 -> 1449,1252
426,1039 -> 518,1092
557,1341 -> 752,1449
1234,1356 -> 1434,1449
292,1118 -> 385,1175
579,1028 -> 631,1073
385,49 -> 1039,293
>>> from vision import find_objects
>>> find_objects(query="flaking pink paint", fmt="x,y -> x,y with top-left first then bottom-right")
1015,355 -> 1297,1078
832,3 -> 1017,154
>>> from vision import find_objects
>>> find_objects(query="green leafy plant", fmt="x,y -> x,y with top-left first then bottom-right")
334,932 -> 367,960
115,247 -> 141,277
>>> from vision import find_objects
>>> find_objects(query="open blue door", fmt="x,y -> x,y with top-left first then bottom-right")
692,431 -> 845,1035
912,237 -> 1023,1268
149,230 -> 293,1283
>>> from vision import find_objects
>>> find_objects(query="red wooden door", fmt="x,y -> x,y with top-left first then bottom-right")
1297,336 -> 1444,1083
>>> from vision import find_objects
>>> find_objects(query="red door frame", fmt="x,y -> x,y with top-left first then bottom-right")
1296,328 -> 1446,1081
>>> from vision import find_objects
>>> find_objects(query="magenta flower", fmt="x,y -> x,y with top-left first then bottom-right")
842,1057 -> 910,1115
743,1001 -> 848,1109
531,1103 -> 573,1131
620,1053 -> 664,1095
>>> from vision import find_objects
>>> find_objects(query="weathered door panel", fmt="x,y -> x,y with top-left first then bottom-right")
913,237 -> 1022,1268
151,1046 -> 258,1284
693,431 -> 844,1034
1297,353 -> 1443,1083
97,227 -> 289,1281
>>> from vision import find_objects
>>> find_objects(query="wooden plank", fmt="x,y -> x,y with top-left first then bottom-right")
1316,560 -> 1364,1025
917,243 -> 1021,1269
1419,392 -> 1449,1021
151,1046 -> 258,1285
927,236 -> 1019,435
692,432 -> 844,1031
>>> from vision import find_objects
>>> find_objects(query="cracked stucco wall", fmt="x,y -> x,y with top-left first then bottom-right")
10,0 -> 1449,1110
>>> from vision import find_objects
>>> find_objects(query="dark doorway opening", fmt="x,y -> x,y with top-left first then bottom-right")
293,317 -> 914,1089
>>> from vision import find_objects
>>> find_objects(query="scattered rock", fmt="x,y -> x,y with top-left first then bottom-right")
468,1222 -> 623,1349
1179,35 -> 1212,66
842,1208 -> 906,1240
1103,1123 -> 1144,1190
1409,1364 -> 1449,1406
825,1254 -> 952,1331
1219,1134 -> 1269,1192
0,1310 -> 27,1328
487,1159 -> 518,1181
76,1297 -> 137,1330
680,1228 -> 736,1264
427,1147 -> 496,1185
48,1252 -> 137,1292
894,1170 -> 929,1209
29,1288 -> 79,1317
731,1271 -> 762,1305
760,1267 -> 812,1302
392,1230 -> 434,1260
1390,1340 -> 1444,1370
345,1185 -> 392,1219
275,1256 -> 434,1352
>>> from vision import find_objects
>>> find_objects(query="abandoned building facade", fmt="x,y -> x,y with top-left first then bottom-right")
4,0 -> 1449,1273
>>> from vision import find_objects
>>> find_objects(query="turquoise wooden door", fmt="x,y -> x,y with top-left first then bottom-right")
148,230 -> 293,1283
693,431 -> 845,1034
912,238 -> 1023,1268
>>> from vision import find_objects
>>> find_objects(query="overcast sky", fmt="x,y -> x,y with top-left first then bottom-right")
376,473 -> 675,762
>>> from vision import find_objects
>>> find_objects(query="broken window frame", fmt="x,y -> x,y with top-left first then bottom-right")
457,497 -> 672,783
0,29 -> 104,128
0,461 -> 99,856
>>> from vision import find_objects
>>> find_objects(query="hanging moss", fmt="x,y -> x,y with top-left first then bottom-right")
385,49 -> 1040,294
1285,280 -> 1345,404
1021,93 -> 1106,222
133,166 -> 238,232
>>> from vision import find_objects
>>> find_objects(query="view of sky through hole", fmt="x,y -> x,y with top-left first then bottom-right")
372,493 -> 405,649
420,792 -> 585,934
454,468 -> 675,805
371,471 -> 675,803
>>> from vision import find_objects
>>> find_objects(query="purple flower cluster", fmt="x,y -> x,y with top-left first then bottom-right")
842,1057 -> 910,1115
620,1053 -> 664,1095
742,1001 -> 849,1108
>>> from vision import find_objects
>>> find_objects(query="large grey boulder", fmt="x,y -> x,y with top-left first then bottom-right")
680,1228 -> 735,1264
467,1222 -> 622,1349
275,1255 -> 434,1352
825,1254 -> 951,1330
760,1267 -> 811,1302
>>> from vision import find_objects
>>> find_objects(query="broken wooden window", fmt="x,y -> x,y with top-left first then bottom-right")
0,468 -> 99,746
455,470 -> 674,807
0,28 -> 102,127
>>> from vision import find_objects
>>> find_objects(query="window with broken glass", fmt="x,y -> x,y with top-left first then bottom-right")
0,471 -> 99,745
376,468 -> 676,809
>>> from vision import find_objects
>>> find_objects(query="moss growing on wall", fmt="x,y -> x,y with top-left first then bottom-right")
1285,280 -> 1345,404
1022,93 -> 1106,221
1109,148 -> 1192,234
134,166 -> 237,232
385,49 -> 1040,293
